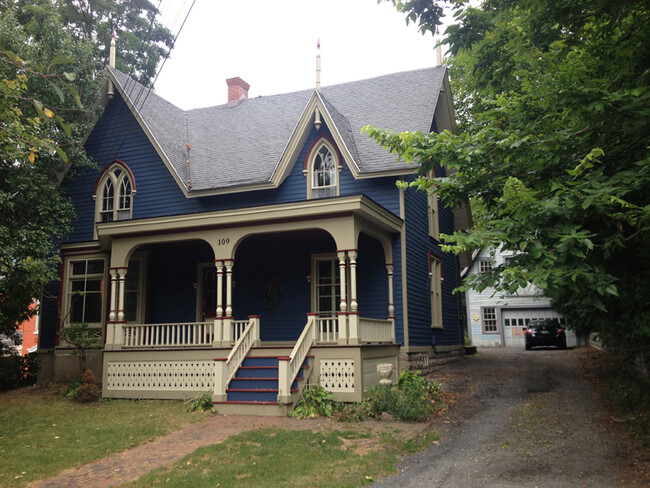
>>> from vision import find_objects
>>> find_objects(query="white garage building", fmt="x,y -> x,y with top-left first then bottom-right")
465,249 -> 580,348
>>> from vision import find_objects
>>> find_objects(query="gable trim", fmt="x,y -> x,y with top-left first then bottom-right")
107,70 -> 190,197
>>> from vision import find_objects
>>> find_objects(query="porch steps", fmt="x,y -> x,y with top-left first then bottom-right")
214,354 -> 313,416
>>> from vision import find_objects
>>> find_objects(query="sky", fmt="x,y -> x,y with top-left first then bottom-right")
154,0 -> 451,110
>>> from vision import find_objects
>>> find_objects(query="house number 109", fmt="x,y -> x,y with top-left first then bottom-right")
218,238 -> 230,245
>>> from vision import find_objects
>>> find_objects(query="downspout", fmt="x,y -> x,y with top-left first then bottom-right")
399,181 -> 409,348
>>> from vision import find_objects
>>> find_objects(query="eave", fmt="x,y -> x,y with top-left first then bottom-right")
96,195 -> 403,249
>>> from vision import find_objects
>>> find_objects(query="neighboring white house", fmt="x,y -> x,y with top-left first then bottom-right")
465,248 -> 580,348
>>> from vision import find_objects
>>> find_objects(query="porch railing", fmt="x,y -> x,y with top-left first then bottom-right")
232,320 -> 249,343
214,316 -> 260,401
316,316 -> 338,343
121,322 -> 214,348
277,315 -> 316,404
359,318 -> 395,343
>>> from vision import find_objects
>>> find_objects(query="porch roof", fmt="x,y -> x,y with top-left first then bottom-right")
94,195 -> 402,251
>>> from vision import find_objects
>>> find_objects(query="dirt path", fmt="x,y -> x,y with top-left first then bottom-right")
373,347 -> 649,488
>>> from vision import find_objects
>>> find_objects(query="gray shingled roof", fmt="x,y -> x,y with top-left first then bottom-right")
108,66 -> 445,193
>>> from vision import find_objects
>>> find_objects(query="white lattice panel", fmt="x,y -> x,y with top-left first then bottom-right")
320,359 -> 355,392
106,361 -> 214,391
363,357 -> 398,390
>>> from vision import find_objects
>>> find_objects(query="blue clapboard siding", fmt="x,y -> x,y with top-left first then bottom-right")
233,231 -> 335,341
402,168 -> 463,347
356,233 -> 389,319
146,241 -> 214,323
66,96 -> 404,244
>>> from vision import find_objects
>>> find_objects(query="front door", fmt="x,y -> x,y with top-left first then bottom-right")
312,255 -> 340,316
197,264 -> 217,322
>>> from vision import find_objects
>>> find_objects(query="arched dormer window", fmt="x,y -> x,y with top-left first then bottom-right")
95,162 -> 135,223
304,137 -> 340,199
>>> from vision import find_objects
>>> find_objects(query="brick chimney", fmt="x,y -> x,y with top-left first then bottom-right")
226,77 -> 250,107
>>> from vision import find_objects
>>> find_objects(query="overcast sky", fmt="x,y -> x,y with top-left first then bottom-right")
153,0 -> 451,110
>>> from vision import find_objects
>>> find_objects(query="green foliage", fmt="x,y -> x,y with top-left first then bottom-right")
335,400 -> 376,422
364,370 -> 444,422
131,428 -> 406,488
184,392 -> 217,413
15,0 -> 174,87
291,384 -> 335,419
0,387 -> 203,485
590,352 -> 650,449
0,352 -> 39,391
369,0 -> 650,363
0,4 -> 101,353
58,322 -> 101,376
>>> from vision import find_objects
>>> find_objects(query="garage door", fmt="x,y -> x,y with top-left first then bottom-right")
502,309 -> 566,347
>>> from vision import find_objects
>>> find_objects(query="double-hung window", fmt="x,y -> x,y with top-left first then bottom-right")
67,258 -> 105,329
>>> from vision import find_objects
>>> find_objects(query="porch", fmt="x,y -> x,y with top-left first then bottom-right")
101,315 -> 399,415
90,196 -> 403,414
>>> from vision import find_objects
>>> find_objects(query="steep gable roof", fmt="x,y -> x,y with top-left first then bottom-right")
106,65 -> 450,196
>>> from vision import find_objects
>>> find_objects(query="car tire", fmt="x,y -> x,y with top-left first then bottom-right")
525,343 -> 531,351
559,339 -> 567,350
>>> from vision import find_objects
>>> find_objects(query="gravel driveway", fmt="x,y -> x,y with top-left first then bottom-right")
373,347 -> 648,488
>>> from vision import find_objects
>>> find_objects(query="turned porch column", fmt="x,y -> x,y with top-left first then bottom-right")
347,250 -> 359,344
108,268 -> 118,322
213,260 -> 224,346
215,260 -> 224,318
116,267 -> 127,322
225,260 -> 234,318
337,251 -> 348,313
386,263 -> 395,319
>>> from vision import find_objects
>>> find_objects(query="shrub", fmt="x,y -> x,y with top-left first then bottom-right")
184,392 -> 216,413
335,400 -> 376,422
364,370 -> 444,422
0,352 -> 40,392
68,369 -> 100,403
291,384 -> 335,418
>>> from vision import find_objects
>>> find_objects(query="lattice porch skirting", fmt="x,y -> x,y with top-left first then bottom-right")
105,361 -> 214,391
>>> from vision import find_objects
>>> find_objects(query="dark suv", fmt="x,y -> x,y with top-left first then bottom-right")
524,319 -> 567,350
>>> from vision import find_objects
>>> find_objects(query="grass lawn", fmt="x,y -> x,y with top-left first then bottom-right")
127,428 -> 438,488
0,384 -> 440,488
0,385 -> 206,487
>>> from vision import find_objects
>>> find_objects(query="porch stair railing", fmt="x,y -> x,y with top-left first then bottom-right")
213,316 -> 260,401
277,314 -> 316,404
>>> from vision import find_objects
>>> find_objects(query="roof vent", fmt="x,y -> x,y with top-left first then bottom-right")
226,77 -> 250,107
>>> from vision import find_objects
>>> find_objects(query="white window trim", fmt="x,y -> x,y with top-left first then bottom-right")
430,254 -> 443,328
428,191 -> 440,240
94,162 -> 135,225
478,259 -> 494,273
482,307 -> 499,334
310,253 -> 346,315
305,138 -> 340,199
62,254 -> 108,343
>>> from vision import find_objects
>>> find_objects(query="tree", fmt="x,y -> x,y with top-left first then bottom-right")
39,0 -> 174,87
368,0 -> 650,361
0,4 -> 100,354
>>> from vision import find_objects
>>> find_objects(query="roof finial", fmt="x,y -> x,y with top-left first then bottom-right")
435,26 -> 442,66
109,28 -> 116,68
316,38 -> 321,92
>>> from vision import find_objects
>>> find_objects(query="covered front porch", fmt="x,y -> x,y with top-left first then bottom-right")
97,197 -> 402,413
